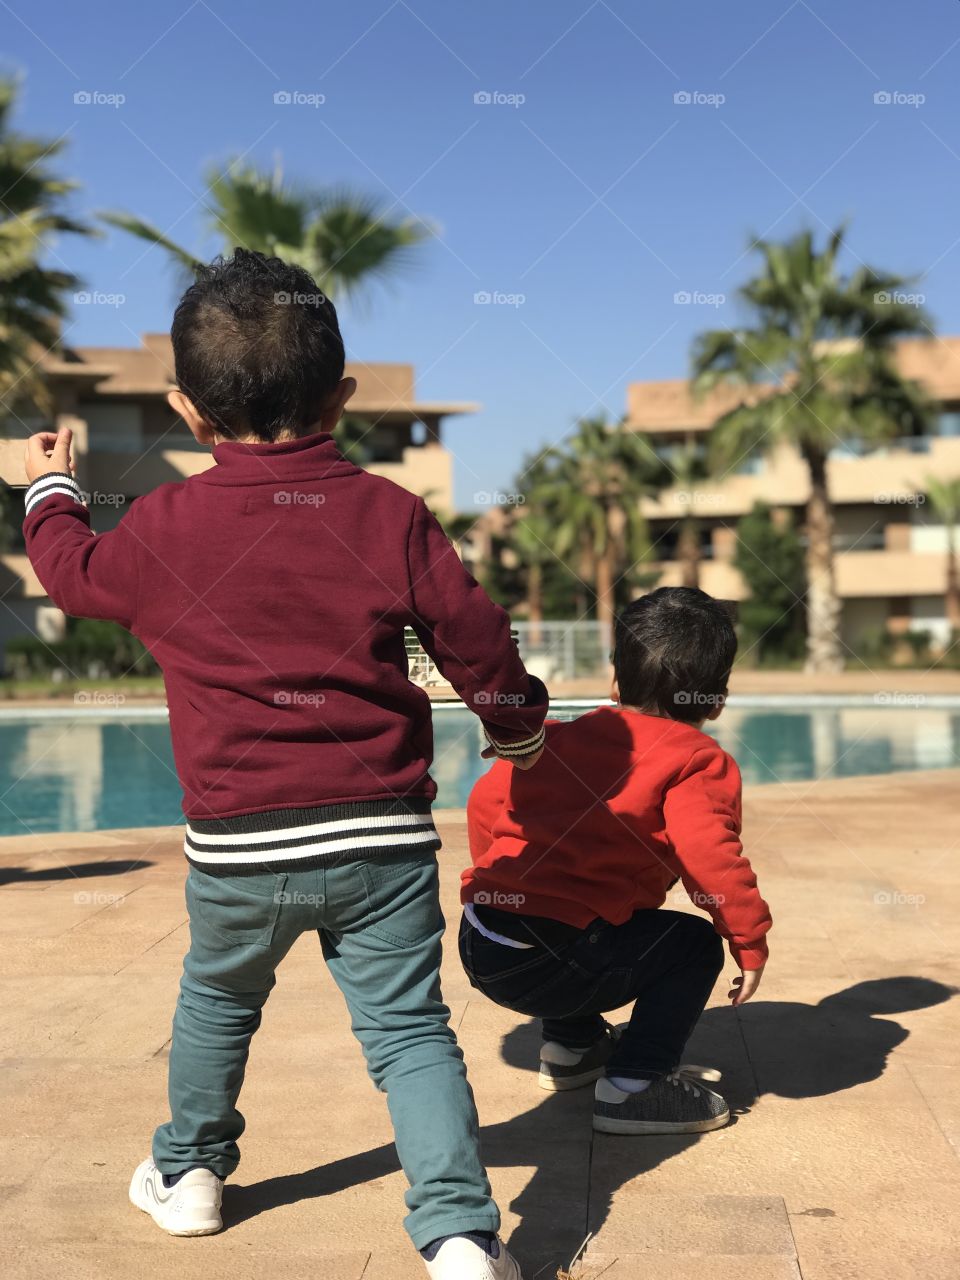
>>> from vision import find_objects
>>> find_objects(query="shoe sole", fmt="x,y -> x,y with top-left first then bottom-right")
538,1065 -> 607,1091
129,1186 -> 222,1236
592,1110 -> 730,1135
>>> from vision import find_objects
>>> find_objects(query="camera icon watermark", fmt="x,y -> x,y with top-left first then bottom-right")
473,490 -> 525,506
673,90 -> 725,108
473,290 -> 526,307
472,890 -> 526,907
273,90 -> 325,107
873,90 -> 925,108
473,90 -> 525,108
74,291 -> 126,308
274,690 -> 327,707
274,490 -> 326,506
673,290 -> 725,308
73,90 -> 125,108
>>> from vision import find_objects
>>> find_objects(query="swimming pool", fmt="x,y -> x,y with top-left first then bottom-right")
1,699 -> 958,836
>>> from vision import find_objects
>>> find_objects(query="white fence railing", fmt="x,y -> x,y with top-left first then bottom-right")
407,621 -> 609,688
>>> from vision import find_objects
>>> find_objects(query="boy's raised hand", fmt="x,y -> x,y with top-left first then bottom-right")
729,964 -> 764,1007
25,428 -> 74,484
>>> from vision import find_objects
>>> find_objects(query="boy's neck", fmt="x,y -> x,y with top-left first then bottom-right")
617,701 -> 707,730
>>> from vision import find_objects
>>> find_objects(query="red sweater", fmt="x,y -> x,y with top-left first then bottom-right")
23,433 -> 547,868
463,706 -> 771,969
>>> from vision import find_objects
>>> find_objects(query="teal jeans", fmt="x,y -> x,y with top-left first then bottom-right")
152,853 -> 499,1248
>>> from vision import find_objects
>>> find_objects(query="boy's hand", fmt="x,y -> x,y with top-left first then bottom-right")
25,428 -> 74,484
729,964 -> 764,1007
481,744 -> 544,770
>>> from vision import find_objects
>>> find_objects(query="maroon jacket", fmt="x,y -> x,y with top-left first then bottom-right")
24,433 -> 547,870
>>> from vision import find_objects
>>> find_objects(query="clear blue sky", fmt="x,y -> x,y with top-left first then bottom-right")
6,0 -> 960,506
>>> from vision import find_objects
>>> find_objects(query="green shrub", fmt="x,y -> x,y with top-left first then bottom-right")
4,619 -> 159,679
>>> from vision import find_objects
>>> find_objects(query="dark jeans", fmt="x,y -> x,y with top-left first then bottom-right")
458,904 -> 724,1080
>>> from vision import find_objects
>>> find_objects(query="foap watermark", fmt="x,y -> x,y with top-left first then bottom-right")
274,690 -> 326,707
73,90 -> 125,108
672,888 -> 726,908
274,490 -> 326,506
674,690 -> 725,709
273,90 -> 326,107
275,290 -> 328,306
74,291 -> 126,308
275,890 -> 326,905
74,890 -> 124,906
674,90 -> 725,108
875,290 -> 925,307
874,490 -> 925,507
474,90 -> 525,108
874,691 -> 927,707
74,689 -> 126,707
473,489 -> 525,506
874,90 -> 925,108
674,290 -> 725,308
474,690 -> 528,707
80,489 -> 126,508
473,890 -> 526,907
873,890 -> 925,906
677,490 -> 723,508
474,290 -> 526,307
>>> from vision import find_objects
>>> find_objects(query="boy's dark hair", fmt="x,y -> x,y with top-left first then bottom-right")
613,587 -> 738,725
170,248 -> 345,442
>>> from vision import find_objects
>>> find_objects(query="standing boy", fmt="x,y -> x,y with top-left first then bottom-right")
23,249 -> 547,1279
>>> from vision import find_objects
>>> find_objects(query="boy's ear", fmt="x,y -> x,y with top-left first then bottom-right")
168,390 -> 217,446
705,693 -> 727,721
319,376 -> 357,432
610,677 -> 620,703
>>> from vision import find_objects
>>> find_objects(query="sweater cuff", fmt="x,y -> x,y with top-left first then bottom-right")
25,472 -> 85,517
484,726 -> 546,759
731,941 -> 768,971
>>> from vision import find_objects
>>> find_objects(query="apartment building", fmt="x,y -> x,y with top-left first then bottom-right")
631,336 -> 960,647
0,334 -> 476,653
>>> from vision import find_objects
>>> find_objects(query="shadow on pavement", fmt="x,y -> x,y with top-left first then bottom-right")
0,858 -> 154,885
227,975 -> 954,1270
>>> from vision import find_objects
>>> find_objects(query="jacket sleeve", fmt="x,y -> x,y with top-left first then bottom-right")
662,745 -> 771,969
22,473 -> 141,631
406,498 -> 548,756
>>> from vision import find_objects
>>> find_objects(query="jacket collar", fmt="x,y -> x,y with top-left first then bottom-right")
201,431 -> 360,484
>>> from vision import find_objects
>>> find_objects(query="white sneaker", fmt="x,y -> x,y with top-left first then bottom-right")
424,1235 -> 523,1279
129,1158 -> 223,1236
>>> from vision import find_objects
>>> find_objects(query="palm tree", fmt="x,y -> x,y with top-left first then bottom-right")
693,226 -> 931,673
534,416 -> 667,638
666,440 -> 710,589
0,79 -> 91,407
102,161 -> 431,302
925,476 -> 960,633
506,510 -> 556,645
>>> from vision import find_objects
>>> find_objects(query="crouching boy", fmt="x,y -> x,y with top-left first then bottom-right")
460,587 -> 771,1134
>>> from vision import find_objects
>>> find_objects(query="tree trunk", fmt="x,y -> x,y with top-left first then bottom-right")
678,517 -> 701,589
527,563 -> 544,647
595,548 -> 615,647
803,447 -> 844,673
946,523 -> 960,632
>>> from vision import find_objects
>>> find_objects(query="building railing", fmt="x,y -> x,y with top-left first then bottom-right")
406,621 -> 609,689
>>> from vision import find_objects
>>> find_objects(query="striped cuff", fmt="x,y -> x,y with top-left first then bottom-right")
484,726 -> 546,759
25,472 -> 85,517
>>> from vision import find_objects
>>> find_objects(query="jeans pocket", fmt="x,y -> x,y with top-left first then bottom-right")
187,868 -> 287,949
355,855 -> 441,948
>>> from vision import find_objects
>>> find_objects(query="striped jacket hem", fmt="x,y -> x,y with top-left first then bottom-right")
183,796 -> 441,873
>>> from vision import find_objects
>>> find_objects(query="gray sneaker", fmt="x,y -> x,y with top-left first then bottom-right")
593,1064 -> 730,1134
538,1022 -> 621,1091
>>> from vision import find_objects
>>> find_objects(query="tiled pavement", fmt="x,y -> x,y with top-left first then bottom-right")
2,770 -> 959,1278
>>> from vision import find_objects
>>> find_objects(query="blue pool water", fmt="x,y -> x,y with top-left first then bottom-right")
0,701 -> 958,836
